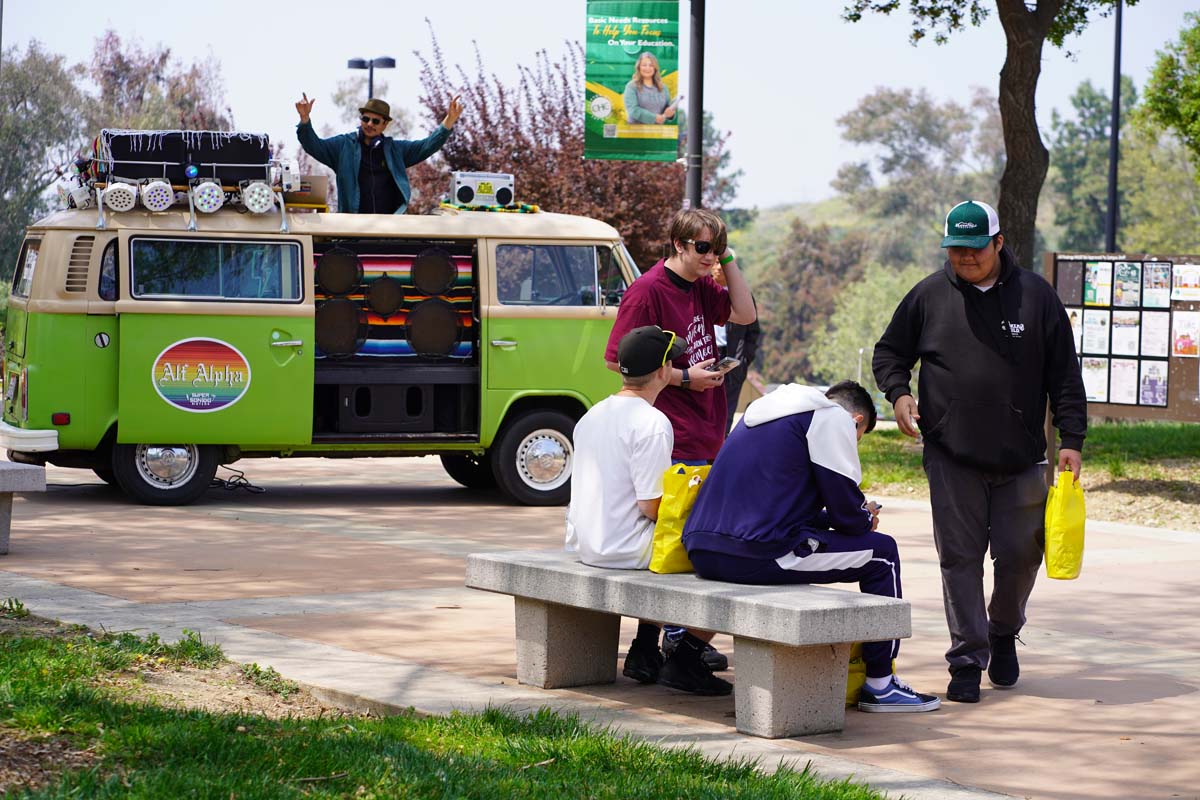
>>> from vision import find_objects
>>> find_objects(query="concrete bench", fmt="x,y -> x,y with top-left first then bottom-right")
465,549 -> 910,738
0,461 -> 47,555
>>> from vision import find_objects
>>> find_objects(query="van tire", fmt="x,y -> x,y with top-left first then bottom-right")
111,443 -> 219,506
440,453 -> 496,489
491,410 -> 575,506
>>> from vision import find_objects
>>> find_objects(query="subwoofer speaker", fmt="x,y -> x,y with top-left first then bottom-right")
316,248 -> 363,296
315,299 -> 366,357
406,298 -> 460,356
411,248 -> 457,296
365,274 -> 404,317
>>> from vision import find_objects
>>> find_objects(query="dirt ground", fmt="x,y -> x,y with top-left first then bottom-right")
0,614 -> 361,796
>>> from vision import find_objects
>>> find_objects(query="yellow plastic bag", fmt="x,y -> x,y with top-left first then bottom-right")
649,463 -> 709,574
1044,470 -> 1086,580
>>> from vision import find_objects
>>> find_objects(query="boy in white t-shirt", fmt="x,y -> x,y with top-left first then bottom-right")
566,326 -> 732,696
566,325 -> 681,569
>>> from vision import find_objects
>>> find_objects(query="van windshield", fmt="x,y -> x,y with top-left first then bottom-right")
131,238 -> 302,301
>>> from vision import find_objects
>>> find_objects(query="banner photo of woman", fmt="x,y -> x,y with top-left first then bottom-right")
584,0 -> 680,162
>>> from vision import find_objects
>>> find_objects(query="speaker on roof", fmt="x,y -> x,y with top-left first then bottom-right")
451,171 -> 514,206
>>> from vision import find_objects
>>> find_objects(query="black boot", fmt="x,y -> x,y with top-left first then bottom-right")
658,635 -> 732,696
947,665 -> 982,703
988,633 -> 1020,689
622,637 -> 663,684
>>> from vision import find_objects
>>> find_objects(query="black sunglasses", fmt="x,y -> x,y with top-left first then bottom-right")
682,238 -> 715,255
360,115 -> 385,126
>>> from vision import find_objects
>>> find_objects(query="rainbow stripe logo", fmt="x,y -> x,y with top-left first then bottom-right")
151,338 -> 252,413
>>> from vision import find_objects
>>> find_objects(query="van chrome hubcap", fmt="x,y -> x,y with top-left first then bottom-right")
515,428 -> 572,491
135,445 -> 200,488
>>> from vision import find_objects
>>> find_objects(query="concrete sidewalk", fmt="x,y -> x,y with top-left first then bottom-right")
1,456 -> 1196,800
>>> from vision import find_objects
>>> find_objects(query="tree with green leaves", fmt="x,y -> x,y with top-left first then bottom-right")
1120,125 -> 1200,252
833,85 -> 1003,264
1048,77 -> 1135,251
843,0 -> 1137,268
1142,11 -> 1200,175
87,30 -> 232,132
807,262 -> 932,386
0,43 -> 89,280
754,220 -> 869,382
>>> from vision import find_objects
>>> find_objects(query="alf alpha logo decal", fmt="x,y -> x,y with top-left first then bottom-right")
152,338 -> 251,413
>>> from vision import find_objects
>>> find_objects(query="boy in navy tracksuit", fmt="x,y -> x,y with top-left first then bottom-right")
683,381 -> 940,712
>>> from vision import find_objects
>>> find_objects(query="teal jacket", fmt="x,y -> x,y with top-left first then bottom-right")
296,121 -> 452,214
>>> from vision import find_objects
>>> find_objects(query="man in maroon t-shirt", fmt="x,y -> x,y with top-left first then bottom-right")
605,208 -> 756,462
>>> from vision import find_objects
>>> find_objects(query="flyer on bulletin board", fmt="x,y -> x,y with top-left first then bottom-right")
1172,264 -> 1200,301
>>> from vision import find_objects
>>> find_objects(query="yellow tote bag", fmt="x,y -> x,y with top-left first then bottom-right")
1044,471 -> 1086,580
649,463 -> 709,574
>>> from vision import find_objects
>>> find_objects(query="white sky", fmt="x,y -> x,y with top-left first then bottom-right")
7,1 -> 1195,208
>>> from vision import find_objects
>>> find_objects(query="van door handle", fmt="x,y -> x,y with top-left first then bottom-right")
490,339 -> 517,347
271,340 -> 304,347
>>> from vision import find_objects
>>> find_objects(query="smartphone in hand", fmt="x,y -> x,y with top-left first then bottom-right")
713,357 -> 741,374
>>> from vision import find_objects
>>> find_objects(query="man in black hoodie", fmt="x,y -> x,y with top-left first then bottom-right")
872,200 -> 1086,705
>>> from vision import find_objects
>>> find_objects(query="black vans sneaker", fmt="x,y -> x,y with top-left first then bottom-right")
622,638 -> 663,684
662,636 -> 729,672
947,665 -> 982,703
988,634 -> 1021,689
658,638 -> 733,696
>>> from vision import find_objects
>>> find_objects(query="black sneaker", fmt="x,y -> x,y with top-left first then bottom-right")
622,638 -> 663,684
988,634 -> 1021,689
658,640 -> 733,696
662,636 -> 729,672
947,665 -> 982,703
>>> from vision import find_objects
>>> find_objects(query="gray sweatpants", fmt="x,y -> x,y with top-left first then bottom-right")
923,441 -> 1048,670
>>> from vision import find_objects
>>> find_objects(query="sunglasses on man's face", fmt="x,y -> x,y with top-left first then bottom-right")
360,115 -> 385,126
682,239 -> 715,255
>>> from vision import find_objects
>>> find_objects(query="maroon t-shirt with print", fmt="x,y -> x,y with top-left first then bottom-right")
604,259 -> 733,461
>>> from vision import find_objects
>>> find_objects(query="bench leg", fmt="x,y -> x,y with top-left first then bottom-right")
0,493 -> 11,556
733,637 -> 852,738
513,598 -> 621,689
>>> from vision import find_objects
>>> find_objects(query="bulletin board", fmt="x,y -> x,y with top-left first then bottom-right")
1047,252 -> 1200,422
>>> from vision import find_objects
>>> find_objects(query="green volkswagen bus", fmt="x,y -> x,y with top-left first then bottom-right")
2,205 -> 636,505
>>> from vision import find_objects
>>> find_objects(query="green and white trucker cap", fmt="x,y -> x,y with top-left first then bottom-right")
941,200 -> 1000,248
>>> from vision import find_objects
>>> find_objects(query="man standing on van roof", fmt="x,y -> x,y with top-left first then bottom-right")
872,200 -> 1086,705
294,93 -> 465,214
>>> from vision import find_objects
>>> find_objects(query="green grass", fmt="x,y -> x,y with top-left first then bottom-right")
1,597 -> 30,618
240,662 -> 301,698
2,618 -> 887,800
859,429 -> 926,492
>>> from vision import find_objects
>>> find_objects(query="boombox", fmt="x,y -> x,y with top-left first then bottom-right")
451,171 -> 514,206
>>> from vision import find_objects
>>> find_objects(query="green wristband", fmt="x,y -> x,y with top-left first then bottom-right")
719,253 -> 734,265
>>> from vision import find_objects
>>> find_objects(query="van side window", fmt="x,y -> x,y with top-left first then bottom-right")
12,240 -> 39,299
130,238 -> 302,301
496,244 -> 616,306
99,240 -> 118,301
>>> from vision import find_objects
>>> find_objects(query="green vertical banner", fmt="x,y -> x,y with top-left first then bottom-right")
585,1 -> 680,162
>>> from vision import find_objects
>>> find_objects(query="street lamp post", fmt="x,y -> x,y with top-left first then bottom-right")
347,56 -> 396,101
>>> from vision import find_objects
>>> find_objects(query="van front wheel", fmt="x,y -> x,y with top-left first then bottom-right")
111,444 -> 219,506
491,411 -> 575,506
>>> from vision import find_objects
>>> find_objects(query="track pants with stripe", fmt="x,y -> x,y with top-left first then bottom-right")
689,530 -> 902,678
